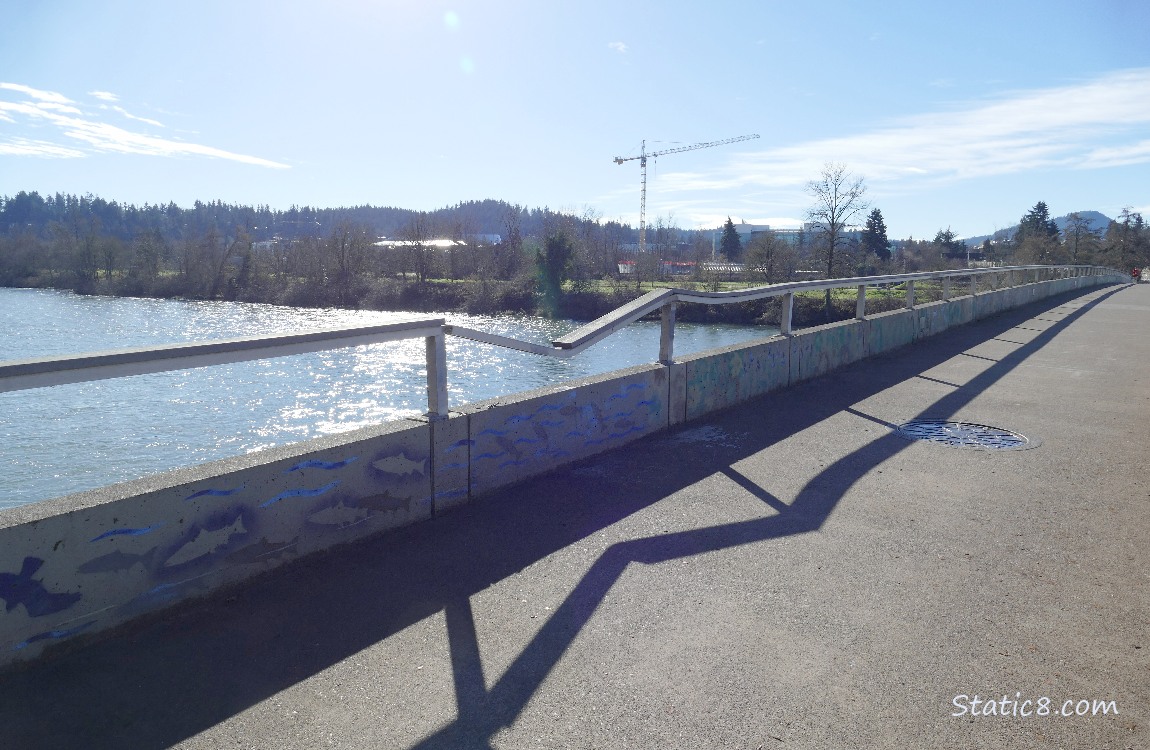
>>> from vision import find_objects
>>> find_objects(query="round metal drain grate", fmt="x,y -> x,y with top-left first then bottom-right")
894,419 -> 1038,450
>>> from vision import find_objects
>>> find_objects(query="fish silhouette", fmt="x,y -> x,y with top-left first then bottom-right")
284,456 -> 358,473
13,620 -> 97,650
259,481 -> 340,508
184,484 -> 246,501
532,424 -> 551,444
445,439 -> 473,453
78,547 -> 159,575
0,557 -> 82,617
89,524 -> 164,542
163,516 -> 248,567
371,453 -> 427,477
495,436 -> 523,461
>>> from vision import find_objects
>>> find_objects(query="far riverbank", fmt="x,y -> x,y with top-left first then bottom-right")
4,273 -> 901,327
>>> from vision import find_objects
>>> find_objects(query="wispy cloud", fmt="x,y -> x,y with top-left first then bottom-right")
655,68 -> 1150,197
608,41 -> 627,54
0,82 -> 72,105
110,105 -> 164,127
0,138 -> 87,158
0,82 -> 288,168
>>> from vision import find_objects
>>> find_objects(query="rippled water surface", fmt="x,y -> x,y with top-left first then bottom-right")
0,288 -> 776,508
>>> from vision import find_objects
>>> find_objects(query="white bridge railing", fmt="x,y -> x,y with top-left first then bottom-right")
0,265 -> 1127,418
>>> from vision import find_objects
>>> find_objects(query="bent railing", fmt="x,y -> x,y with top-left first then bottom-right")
0,265 -> 1127,419
452,264 -> 1123,365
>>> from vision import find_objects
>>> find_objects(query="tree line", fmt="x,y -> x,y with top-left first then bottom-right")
0,192 -> 644,313
1,180 -> 1145,320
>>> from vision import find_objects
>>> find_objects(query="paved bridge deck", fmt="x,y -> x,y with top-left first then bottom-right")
1,283 -> 1146,749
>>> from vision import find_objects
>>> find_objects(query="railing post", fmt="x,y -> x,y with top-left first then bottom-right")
905,280 -> 915,309
780,293 -> 794,335
971,274 -> 978,295
659,301 -> 677,365
425,332 -> 449,419
855,285 -> 866,320
943,275 -> 952,300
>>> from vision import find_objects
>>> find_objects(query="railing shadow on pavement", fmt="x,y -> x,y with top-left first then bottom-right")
0,285 -> 1124,750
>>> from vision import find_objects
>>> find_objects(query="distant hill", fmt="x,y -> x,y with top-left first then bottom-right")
961,211 -> 1111,247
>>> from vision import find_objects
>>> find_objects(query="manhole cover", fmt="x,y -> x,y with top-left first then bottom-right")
894,419 -> 1038,450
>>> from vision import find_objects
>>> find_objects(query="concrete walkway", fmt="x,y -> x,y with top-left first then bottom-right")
1,283 -> 1146,750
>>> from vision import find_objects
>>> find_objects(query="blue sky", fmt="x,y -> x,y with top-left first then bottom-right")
1,0 -> 1148,239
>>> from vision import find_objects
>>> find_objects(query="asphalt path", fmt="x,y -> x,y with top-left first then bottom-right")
1,283 -> 1146,749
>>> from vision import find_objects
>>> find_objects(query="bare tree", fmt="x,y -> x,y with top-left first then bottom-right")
328,223 -> 369,306
1063,212 -> 1101,263
745,230 -> 797,283
806,163 -> 869,317
401,212 -> 435,285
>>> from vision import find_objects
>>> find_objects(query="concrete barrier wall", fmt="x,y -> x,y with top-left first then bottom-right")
461,364 -> 669,497
790,318 -> 866,384
677,335 -> 789,422
0,418 -> 435,661
0,272 -> 1125,666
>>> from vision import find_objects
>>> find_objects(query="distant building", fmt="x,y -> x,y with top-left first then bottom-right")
616,260 -> 697,276
373,234 -> 502,248
708,221 -> 819,257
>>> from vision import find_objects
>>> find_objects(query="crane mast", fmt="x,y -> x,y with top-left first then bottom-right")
614,133 -> 759,255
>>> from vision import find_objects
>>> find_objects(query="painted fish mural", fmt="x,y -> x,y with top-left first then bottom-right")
371,453 -> 427,477
0,557 -> 82,617
78,547 -> 159,575
163,516 -> 248,567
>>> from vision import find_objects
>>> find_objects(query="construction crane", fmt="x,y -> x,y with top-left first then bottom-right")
614,133 -> 759,255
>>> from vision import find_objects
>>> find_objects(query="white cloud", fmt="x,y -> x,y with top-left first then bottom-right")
89,90 -> 119,102
0,82 -> 72,104
1082,139 -> 1150,169
653,68 -> 1150,196
35,101 -> 83,115
112,105 -> 164,127
0,138 -> 86,158
608,41 -> 627,54
0,83 -> 287,169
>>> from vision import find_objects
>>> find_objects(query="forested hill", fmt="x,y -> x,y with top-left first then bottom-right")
0,192 -> 631,243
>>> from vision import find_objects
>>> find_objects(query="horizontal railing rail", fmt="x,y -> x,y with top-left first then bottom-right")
0,265 -> 1127,418
0,319 -> 451,415
549,264 -> 1122,364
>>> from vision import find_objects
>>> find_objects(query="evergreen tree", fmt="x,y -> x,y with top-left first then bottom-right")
860,208 -> 890,260
932,227 -> 966,256
536,230 -> 575,316
1015,201 -> 1060,244
720,217 -> 742,261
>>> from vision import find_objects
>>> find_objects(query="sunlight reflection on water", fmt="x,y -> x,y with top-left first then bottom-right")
0,288 -> 776,507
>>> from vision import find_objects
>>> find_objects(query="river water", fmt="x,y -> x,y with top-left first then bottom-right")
0,288 -> 776,508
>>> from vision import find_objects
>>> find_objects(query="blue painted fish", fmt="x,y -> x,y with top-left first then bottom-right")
0,557 -> 82,617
